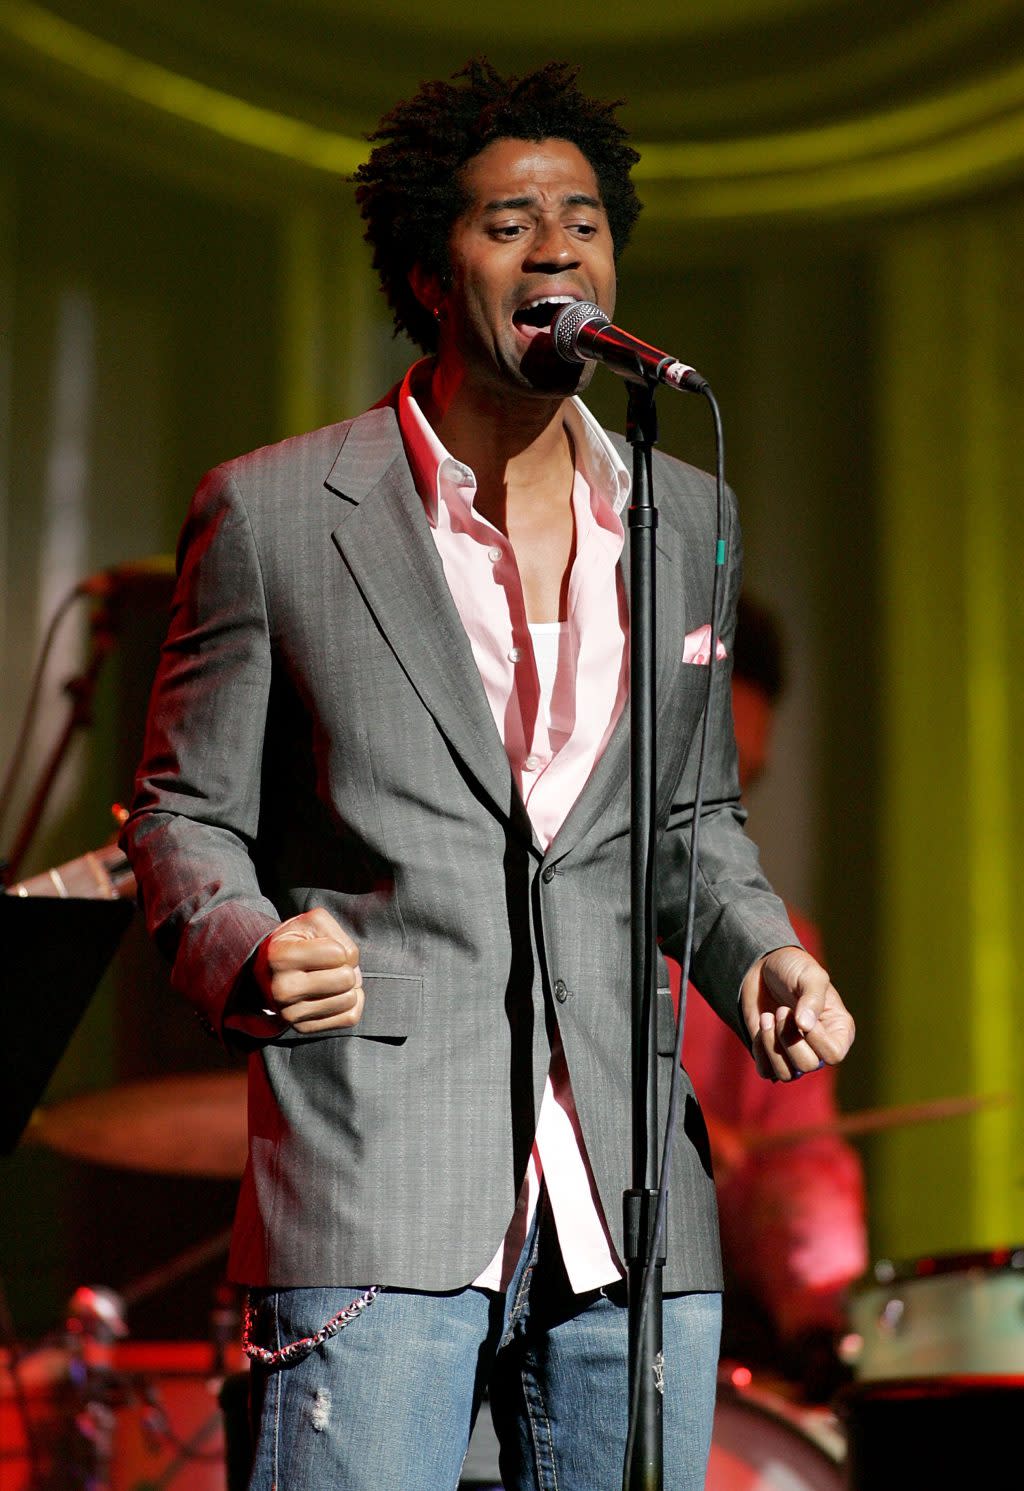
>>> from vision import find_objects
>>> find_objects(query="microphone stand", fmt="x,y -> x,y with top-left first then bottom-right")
2,589 -> 119,885
623,376 -> 665,1491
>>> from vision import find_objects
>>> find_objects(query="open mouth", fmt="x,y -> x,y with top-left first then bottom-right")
512,295 -> 578,340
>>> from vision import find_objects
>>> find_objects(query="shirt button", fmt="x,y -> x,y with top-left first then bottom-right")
523,754 -> 540,771
488,546 -> 503,563
553,979 -> 571,1003
542,864 -> 556,883
508,646 -> 523,663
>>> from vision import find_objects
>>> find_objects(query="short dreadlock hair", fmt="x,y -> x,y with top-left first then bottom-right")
353,59 -> 642,354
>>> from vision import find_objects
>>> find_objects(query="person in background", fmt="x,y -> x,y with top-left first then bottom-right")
674,593 -> 868,1403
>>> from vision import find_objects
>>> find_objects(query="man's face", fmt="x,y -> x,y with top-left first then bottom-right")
426,136 -> 617,398
731,676 -> 775,795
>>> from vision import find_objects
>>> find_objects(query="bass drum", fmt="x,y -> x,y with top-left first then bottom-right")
706,1370 -> 846,1491
460,1372 -> 846,1490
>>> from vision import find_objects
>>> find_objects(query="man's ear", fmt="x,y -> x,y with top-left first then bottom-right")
409,263 -> 441,316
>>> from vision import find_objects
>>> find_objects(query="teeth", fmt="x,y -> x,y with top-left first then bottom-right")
521,295 -> 576,310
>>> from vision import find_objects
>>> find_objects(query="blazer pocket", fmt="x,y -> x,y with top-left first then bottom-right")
272,971 -> 423,1044
681,623 -> 727,666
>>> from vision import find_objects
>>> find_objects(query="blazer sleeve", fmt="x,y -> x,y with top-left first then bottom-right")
121,466 -> 282,1042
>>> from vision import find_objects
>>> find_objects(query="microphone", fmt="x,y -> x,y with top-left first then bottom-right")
551,301 -> 709,395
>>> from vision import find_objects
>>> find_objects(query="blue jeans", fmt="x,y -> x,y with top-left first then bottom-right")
246,1202 -> 721,1490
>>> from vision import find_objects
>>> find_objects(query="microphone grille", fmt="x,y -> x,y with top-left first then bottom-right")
552,300 -> 609,363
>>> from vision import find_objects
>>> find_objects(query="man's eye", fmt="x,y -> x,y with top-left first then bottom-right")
491,224 -> 525,239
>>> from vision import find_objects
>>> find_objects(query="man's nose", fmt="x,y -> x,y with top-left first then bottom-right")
523,222 -> 579,269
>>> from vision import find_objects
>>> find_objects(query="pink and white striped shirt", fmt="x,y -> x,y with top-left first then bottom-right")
398,363 -> 631,1293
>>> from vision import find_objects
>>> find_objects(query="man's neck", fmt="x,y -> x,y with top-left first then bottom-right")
415,357 -> 580,620
421,360 -> 575,533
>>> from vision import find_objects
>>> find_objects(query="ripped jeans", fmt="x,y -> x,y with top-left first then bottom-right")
244,1201 -> 721,1491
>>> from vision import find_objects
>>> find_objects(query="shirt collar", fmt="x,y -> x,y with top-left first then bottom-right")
397,358 -> 631,525
563,396 -> 631,516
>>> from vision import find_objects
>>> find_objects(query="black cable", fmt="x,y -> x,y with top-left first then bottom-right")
622,386 -> 727,1486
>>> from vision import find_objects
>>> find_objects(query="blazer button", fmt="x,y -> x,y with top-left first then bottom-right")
553,979 -> 571,1003
542,864 -> 556,883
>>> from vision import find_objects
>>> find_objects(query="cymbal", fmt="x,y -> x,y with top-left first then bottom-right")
706,1092 -> 1010,1175
26,1070 -> 247,1178
28,1072 -> 1008,1180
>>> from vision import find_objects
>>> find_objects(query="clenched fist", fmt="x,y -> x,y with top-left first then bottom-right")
253,906 -> 364,1035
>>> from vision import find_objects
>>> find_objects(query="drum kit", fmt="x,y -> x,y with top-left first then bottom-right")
703,1238 -> 1024,1490
2,1044 -> 1017,1489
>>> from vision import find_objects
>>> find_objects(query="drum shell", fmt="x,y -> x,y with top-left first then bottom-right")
708,1373 -> 845,1490
848,1249 -> 1024,1378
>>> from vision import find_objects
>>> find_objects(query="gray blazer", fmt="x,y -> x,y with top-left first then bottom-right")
124,397 -> 796,1294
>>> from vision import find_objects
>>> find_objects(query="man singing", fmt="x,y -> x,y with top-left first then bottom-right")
124,59 -> 855,1491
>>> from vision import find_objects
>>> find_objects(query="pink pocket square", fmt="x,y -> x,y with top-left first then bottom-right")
682,623 -> 727,665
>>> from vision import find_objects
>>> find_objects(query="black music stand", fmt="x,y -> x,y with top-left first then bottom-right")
0,895 -> 135,1151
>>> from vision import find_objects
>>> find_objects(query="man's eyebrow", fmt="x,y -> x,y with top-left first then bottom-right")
481,192 -> 604,212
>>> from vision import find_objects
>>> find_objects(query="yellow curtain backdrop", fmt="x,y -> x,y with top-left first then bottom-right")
876,200 -> 1024,1257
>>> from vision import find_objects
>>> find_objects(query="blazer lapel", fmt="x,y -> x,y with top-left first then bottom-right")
324,408 -> 531,840
621,505 -> 689,745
